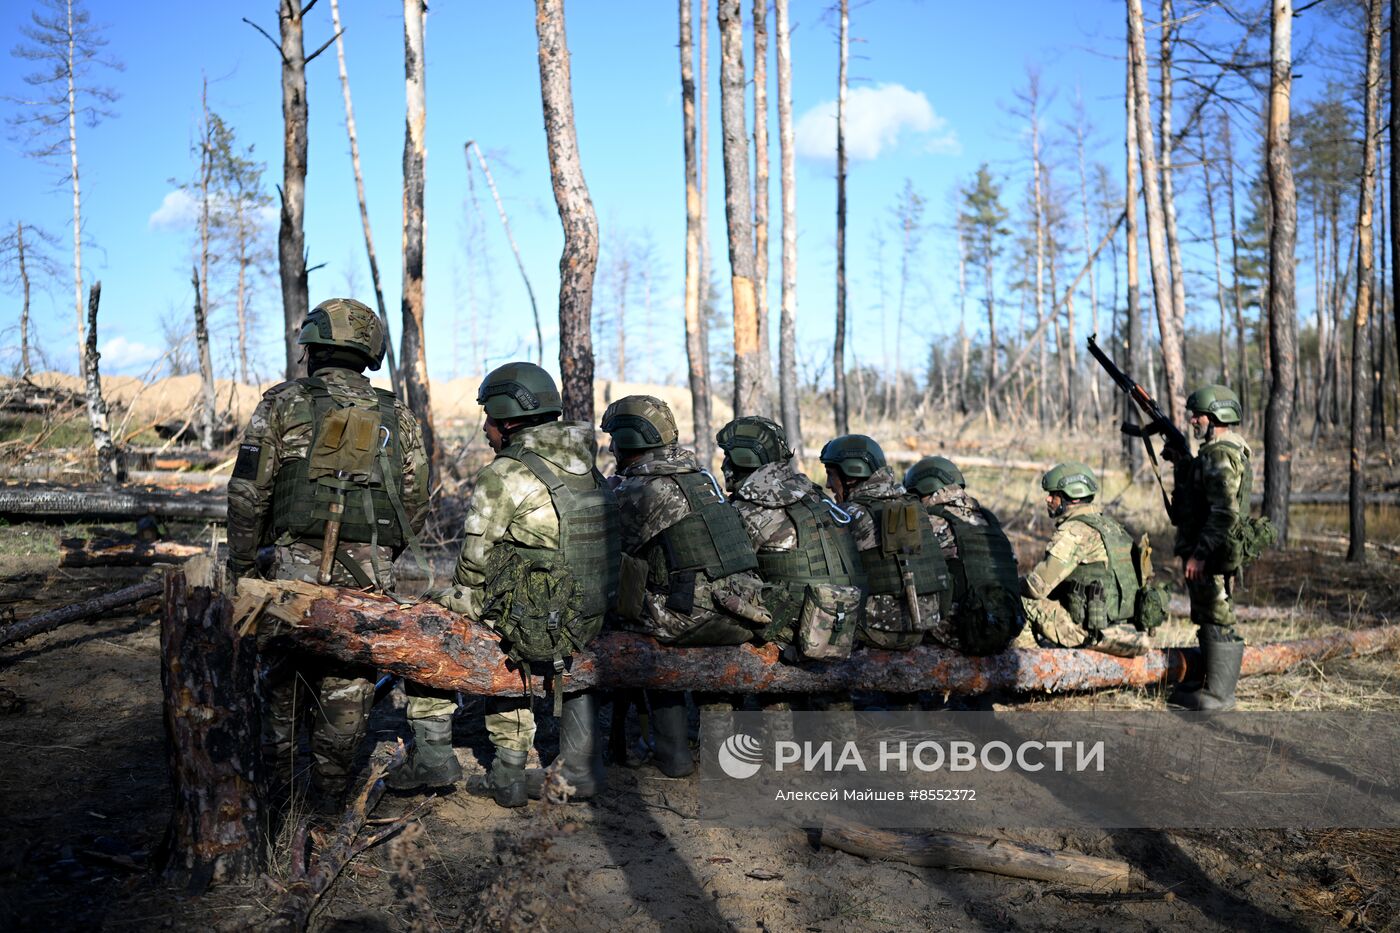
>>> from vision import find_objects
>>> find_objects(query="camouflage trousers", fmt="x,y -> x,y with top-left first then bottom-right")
405,682 -> 458,721
1186,573 -> 1237,628
263,653 -> 375,797
1017,596 -> 1150,657
274,540 -> 398,589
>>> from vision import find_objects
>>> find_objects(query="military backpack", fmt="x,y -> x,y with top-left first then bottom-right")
851,491 -> 951,635
926,501 -> 1024,655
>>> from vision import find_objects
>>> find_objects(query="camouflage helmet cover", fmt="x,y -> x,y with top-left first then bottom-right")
1186,384 -> 1242,425
904,455 -> 966,495
297,298 -> 386,370
1041,462 -> 1099,500
819,434 -> 887,480
600,394 -> 679,450
477,361 -> 563,419
715,416 -> 792,469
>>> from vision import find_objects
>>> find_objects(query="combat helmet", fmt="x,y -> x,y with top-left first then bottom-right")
477,362 -> 563,419
819,434 -> 886,479
1186,384 -> 1242,425
600,395 -> 678,450
297,298 -> 386,370
904,455 -> 965,496
1041,462 -> 1098,500
716,416 -> 792,469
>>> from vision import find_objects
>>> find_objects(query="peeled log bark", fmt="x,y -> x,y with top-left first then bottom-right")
0,485 -> 226,522
237,579 -> 1400,696
158,562 -> 263,889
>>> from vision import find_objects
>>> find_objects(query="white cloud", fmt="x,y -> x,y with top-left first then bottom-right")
795,83 -> 959,162
100,336 -> 163,372
148,189 -> 197,230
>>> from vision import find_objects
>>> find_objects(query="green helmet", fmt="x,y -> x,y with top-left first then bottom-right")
297,298 -> 386,370
716,416 -> 792,469
904,455 -> 965,495
1186,384 -> 1242,425
600,394 -> 678,450
819,434 -> 886,480
1041,462 -> 1098,500
477,361 -> 563,419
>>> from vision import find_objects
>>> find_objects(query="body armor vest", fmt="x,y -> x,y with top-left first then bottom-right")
852,493 -> 950,601
754,494 -> 865,588
499,446 -> 622,625
1174,437 -> 1251,548
648,470 -> 759,585
270,377 -> 406,550
927,503 -> 1020,606
1058,512 -> 1139,624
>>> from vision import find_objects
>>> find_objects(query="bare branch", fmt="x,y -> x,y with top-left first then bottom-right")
242,18 -> 288,64
304,29 -> 344,65
300,0 -> 321,16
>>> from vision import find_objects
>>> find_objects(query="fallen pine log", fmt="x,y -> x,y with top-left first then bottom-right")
125,470 -> 229,490
60,538 -> 206,567
0,484 -> 226,522
817,818 -> 1138,891
0,578 -> 163,649
236,578 -> 1400,696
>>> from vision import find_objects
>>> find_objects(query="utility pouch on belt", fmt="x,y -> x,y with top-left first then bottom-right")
617,553 -> 648,622
797,583 -> 862,661
1218,515 -> 1278,574
1084,580 -> 1108,633
666,570 -> 697,614
881,502 -> 927,629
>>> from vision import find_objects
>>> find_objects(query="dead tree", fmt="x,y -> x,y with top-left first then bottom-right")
1199,121 -> 1231,383
399,0 -> 436,473
0,578 -> 160,649
536,0 -> 599,423
1221,111 -> 1251,418
698,0 -> 714,410
190,265 -> 218,453
775,0 -> 803,456
16,222 -> 33,378
244,1 -> 340,381
679,0 -> 714,460
1349,0 -> 1382,563
833,0 -> 851,434
1263,0 -> 1299,543
465,140 -> 544,364
1127,0 -> 1188,429
83,281 -> 124,481
753,0 -> 773,409
328,0 -> 399,397
158,562 -> 263,889
1391,0 -> 1400,393
718,0 -> 767,417
1158,0 -> 1189,358
1124,45 -> 1143,472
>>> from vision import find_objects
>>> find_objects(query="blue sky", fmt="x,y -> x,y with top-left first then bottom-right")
0,0 -> 1350,387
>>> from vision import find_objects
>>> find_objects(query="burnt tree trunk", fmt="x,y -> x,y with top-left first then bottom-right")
1124,36 -> 1143,472
680,0 -> 714,461
276,0 -> 310,380
775,0 -> 803,457
752,0 -> 773,409
1349,0 -> 1382,563
1264,0 -> 1299,542
0,578 -> 161,649
833,0 -> 850,434
158,562 -> 263,889
192,264 -> 218,453
1392,0 -> 1400,410
17,221 -> 32,378
399,0 -> 436,475
718,0 -> 766,418
83,281 -> 124,483
536,0 -> 599,423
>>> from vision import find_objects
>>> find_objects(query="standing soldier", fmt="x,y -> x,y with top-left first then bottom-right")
432,363 -> 620,807
601,396 -> 770,777
1018,463 -> 1149,657
718,417 -> 865,663
226,298 -> 429,808
1166,385 -> 1263,710
904,456 -> 1023,654
819,436 -> 952,654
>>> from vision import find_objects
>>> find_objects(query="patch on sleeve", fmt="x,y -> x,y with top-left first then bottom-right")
232,443 -> 263,480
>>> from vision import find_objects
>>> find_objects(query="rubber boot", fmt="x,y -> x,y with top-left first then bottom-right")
527,691 -> 604,801
1173,630 -> 1243,711
467,746 -> 528,808
386,715 -> 463,792
648,692 -> 694,778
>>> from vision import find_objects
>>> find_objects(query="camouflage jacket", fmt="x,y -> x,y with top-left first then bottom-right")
1172,428 -> 1252,561
615,445 -> 766,643
845,467 -> 943,631
919,486 -> 991,560
226,367 -> 429,588
437,420 -> 598,619
729,460 -> 829,553
1021,502 -> 1112,600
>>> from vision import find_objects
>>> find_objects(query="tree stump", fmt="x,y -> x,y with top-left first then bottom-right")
158,558 -> 264,889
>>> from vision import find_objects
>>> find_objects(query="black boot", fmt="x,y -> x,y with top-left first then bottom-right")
1170,627 -> 1243,711
527,691 -> 604,800
649,691 -> 694,778
386,715 -> 463,792
467,747 -> 528,808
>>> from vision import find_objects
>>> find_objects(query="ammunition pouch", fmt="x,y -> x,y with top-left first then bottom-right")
795,583 -> 863,661
617,553 -> 648,622
1214,515 -> 1278,574
1133,583 -> 1170,633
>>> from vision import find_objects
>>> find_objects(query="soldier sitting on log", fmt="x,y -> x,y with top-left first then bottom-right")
904,456 -> 1025,655
225,298 -> 429,811
601,395 -> 771,778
